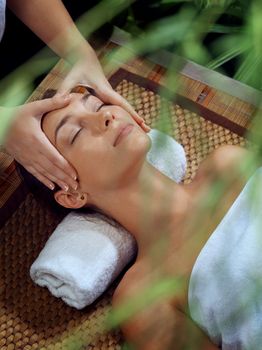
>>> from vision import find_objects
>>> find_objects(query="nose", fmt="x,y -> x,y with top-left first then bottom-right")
100,110 -> 114,130
80,109 -> 114,133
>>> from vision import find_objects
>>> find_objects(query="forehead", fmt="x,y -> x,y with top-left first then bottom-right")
41,92 -> 100,131
41,94 -> 80,145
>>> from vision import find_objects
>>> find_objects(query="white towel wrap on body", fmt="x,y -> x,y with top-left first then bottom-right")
189,167 -> 262,350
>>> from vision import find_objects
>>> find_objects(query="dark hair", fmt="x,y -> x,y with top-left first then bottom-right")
15,89 -> 66,213
16,161 -> 69,214
16,162 -> 118,226
42,88 -> 57,99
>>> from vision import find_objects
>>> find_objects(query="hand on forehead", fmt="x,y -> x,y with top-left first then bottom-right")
41,85 -> 107,136
41,84 -> 139,154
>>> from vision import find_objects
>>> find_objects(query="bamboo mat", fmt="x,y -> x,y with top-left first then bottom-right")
0,41 -> 256,223
0,41 -> 255,349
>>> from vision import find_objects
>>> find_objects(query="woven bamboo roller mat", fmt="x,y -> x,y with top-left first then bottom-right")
0,153 -> 19,208
0,60 -> 249,349
111,73 -> 247,184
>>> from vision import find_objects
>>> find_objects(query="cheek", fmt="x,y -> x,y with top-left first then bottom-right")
111,131 -> 151,178
70,140 -> 114,189
111,106 -> 135,123
68,130 -> 151,191
119,128 -> 151,156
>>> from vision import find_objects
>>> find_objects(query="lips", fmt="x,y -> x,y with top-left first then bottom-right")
113,124 -> 134,147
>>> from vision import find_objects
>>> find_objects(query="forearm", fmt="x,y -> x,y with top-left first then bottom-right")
7,0 -> 94,62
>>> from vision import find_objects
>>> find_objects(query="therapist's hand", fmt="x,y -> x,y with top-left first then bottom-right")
59,57 -> 150,132
3,94 -> 78,191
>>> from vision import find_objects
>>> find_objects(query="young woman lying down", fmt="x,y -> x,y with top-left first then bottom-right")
19,85 -> 259,350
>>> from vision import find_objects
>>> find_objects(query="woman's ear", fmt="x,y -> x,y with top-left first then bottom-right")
54,190 -> 90,209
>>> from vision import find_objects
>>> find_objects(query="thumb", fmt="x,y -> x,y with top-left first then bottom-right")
99,89 -> 150,131
58,79 -> 74,95
28,94 -> 71,117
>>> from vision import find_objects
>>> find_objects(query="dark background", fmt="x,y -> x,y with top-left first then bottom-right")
0,1 -> 247,88
0,1 -> 115,84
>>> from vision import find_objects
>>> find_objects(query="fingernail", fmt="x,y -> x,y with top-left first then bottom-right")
72,174 -> 77,180
63,184 -> 69,191
73,183 -> 78,191
49,183 -> 55,190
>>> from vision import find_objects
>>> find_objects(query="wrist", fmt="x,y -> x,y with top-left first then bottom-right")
65,36 -> 95,65
69,50 -> 110,89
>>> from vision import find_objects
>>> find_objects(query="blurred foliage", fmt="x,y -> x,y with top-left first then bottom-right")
72,1 -> 262,348
1,0 -> 262,349
113,0 -> 261,90
1,0 -> 261,108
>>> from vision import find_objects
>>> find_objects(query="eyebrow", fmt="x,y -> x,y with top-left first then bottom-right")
54,93 -> 93,144
54,114 -> 72,145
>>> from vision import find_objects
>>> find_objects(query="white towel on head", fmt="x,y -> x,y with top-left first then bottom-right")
189,167 -> 262,349
30,129 -> 187,309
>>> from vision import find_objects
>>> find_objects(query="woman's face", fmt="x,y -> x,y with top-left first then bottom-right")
42,90 -> 151,195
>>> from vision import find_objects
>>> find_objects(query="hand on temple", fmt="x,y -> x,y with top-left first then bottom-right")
3,0 -> 149,192
59,55 -> 150,133
3,94 -> 78,191
95,84 -> 151,133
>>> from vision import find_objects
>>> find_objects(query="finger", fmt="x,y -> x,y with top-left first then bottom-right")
26,165 -> 55,190
37,159 -> 77,191
58,77 -> 76,95
33,162 -> 73,191
37,132 -> 78,186
29,93 -> 71,116
97,89 -> 143,121
101,90 -> 151,131
106,91 -> 151,132
18,121 -> 77,185
36,154 -> 78,191
141,122 -> 151,133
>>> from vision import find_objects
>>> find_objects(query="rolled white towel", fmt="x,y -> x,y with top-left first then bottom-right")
31,213 -> 136,309
30,129 -> 187,309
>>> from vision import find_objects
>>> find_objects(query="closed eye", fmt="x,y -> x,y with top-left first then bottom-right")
71,103 -> 111,144
71,128 -> 82,145
96,103 -> 110,112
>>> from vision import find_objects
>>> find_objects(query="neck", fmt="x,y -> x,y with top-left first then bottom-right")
92,162 -> 188,253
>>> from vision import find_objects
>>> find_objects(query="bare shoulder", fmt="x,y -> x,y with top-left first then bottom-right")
191,145 -> 251,186
210,145 -> 250,172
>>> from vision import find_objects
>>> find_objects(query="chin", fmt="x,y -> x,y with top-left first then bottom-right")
114,133 -> 150,183
126,133 -> 151,172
